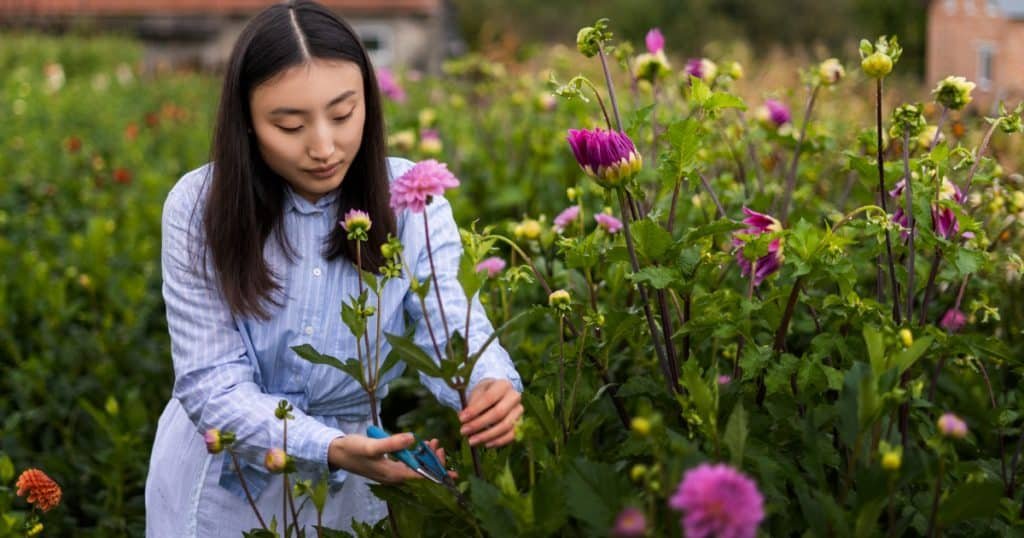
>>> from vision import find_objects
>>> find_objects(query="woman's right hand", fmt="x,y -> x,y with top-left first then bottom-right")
326,433 -> 423,484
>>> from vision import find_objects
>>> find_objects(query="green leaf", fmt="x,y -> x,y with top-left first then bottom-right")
627,266 -> 680,289
680,361 -> 715,429
723,401 -> 748,466
666,117 -> 702,176
630,219 -> 674,264
687,76 -> 712,107
565,458 -> 629,532
0,453 -> 12,482
863,325 -> 885,375
682,218 -> 744,243
522,391 -> 560,442
469,477 -> 519,538
384,332 -> 442,377
937,480 -> 1003,526
952,247 -> 986,276
705,92 -> 746,112
891,335 -> 933,376
292,344 -> 347,371
458,251 -> 486,303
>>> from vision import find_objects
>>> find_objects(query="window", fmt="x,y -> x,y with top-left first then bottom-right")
964,0 -> 976,14
354,23 -> 395,68
978,43 -> 994,91
986,0 -> 999,16
945,0 -> 957,14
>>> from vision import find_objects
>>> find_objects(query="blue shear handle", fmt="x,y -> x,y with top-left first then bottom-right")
366,425 -> 421,471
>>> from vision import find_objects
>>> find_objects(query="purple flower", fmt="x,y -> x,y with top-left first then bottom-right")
940,308 -> 967,332
553,205 -> 581,232
733,207 -> 785,286
760,99 -> 791,127
475,256 -> 506,278
937,412 -> 968,439
669,463 -> 765,538
684,58 -> 718,83
390,159 -> 460,213
595,213 -> 623,233
645,28 -> 665,54
890,178 -> 966,240
717,375 -> 732,385
613,507 -> 647,537
567,128 -> 643,189
376,67 -> 406,102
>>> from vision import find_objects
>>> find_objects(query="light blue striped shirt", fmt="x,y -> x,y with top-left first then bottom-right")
160,157 -> 521,499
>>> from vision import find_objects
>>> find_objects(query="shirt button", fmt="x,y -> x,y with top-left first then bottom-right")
313,267 -> 322,277
304,326 -> 314,335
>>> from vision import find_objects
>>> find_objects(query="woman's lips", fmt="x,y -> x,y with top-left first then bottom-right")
306,162 -> 340,179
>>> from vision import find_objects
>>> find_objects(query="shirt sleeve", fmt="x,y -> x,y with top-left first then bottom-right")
161,172 -> 345,470
401,195 -> 523,410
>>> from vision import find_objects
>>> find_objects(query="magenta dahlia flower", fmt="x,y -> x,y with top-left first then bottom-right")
595,212 -> 623,233
890,178 -> 965,241
645,28 -> 665,54
669,463 -> 765,538
390,159 -> 460,213
376,67 -> 406,103
760,99 -> 791,127
613,506 -> 647,537
733,207 -> 785,286
475,256 -> 506,278
567,128 -> 642,189
553,205 -> 581,232
940,308 -> 966,333
684,58 -> 718,83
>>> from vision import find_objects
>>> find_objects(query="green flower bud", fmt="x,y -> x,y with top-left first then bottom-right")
861,52 -> 893,78
932,76 -> 975,110
890,103 -> 927,138
548,289 -> 571,309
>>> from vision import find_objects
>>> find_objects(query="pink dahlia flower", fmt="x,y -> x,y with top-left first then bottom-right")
475,256 -> 506,278
669,463 -> 764,538
613,506 -> 647,537
595,213 -> 623,233
937,412 -> 968,439
390,159 -> 460,213
733,207 -> 785,287
645,28 -> 665,54
376,67 -> 406,103
553,205 -> 581,232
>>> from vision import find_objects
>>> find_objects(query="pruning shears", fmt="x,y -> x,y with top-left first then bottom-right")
366,425 -> 468,507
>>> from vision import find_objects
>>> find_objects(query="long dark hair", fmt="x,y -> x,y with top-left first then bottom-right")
201,0 -> 395,320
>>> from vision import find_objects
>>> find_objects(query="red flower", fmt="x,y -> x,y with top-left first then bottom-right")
113,168 -> 133,185
124,123 -> 139,141
64,136 -> 82,153
16,469 -> 62,512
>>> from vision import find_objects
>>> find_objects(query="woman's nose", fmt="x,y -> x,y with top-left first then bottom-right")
307,123 -> 336,162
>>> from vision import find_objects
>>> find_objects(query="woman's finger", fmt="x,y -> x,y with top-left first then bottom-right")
471,403 -> 523,446
462,389 -> 521,437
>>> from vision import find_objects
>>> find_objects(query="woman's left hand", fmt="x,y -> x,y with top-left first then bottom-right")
458,378 -> 523,448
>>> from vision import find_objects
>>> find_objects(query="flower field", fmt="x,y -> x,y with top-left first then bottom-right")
1,21 -> 1023,536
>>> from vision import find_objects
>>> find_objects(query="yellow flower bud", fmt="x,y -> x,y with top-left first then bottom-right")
882,451 -> 902,471
630,464 -> 648,482
861,52 -> 893,78
899,328 -> 913,347
631,417 -> 651,436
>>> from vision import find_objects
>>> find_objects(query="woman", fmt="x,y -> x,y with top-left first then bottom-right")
145,1 -> 523,535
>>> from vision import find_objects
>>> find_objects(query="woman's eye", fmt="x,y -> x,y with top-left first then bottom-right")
333,114 -> 352,123
277,125 -> 303,133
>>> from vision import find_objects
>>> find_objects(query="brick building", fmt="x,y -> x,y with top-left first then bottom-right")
0,0 -> 459,73
927,0 -> 1024,111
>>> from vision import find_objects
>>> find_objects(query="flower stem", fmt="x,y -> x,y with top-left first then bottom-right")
779,84 -> 820,224
596,44 -> 623,132
616,187 -> 676,393
773,277 -> 804,353
963,118 -> 1002,196
876,77 -> 903,325
919,249 -> 942,327
229,451 -> 268,530
557,315 -> 566,442
566,325 -> 589,431
929,107 -> 948,152
457,388 -> 483,477
902,130 -> 916,323
698,173 -> 727,218
422,211 -> 454,359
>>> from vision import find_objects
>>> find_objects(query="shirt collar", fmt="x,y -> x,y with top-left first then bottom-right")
284,184 -> 340,215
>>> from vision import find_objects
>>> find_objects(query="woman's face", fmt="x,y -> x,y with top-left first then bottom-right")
249,58 -> 366,203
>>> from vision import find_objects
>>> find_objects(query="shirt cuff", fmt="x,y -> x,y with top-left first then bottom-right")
288,418 -> 347,470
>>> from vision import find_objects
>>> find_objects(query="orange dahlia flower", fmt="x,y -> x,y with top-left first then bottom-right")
16,469 -> 62,512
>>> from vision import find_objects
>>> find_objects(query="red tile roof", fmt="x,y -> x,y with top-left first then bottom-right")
0,0 -> 441,16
